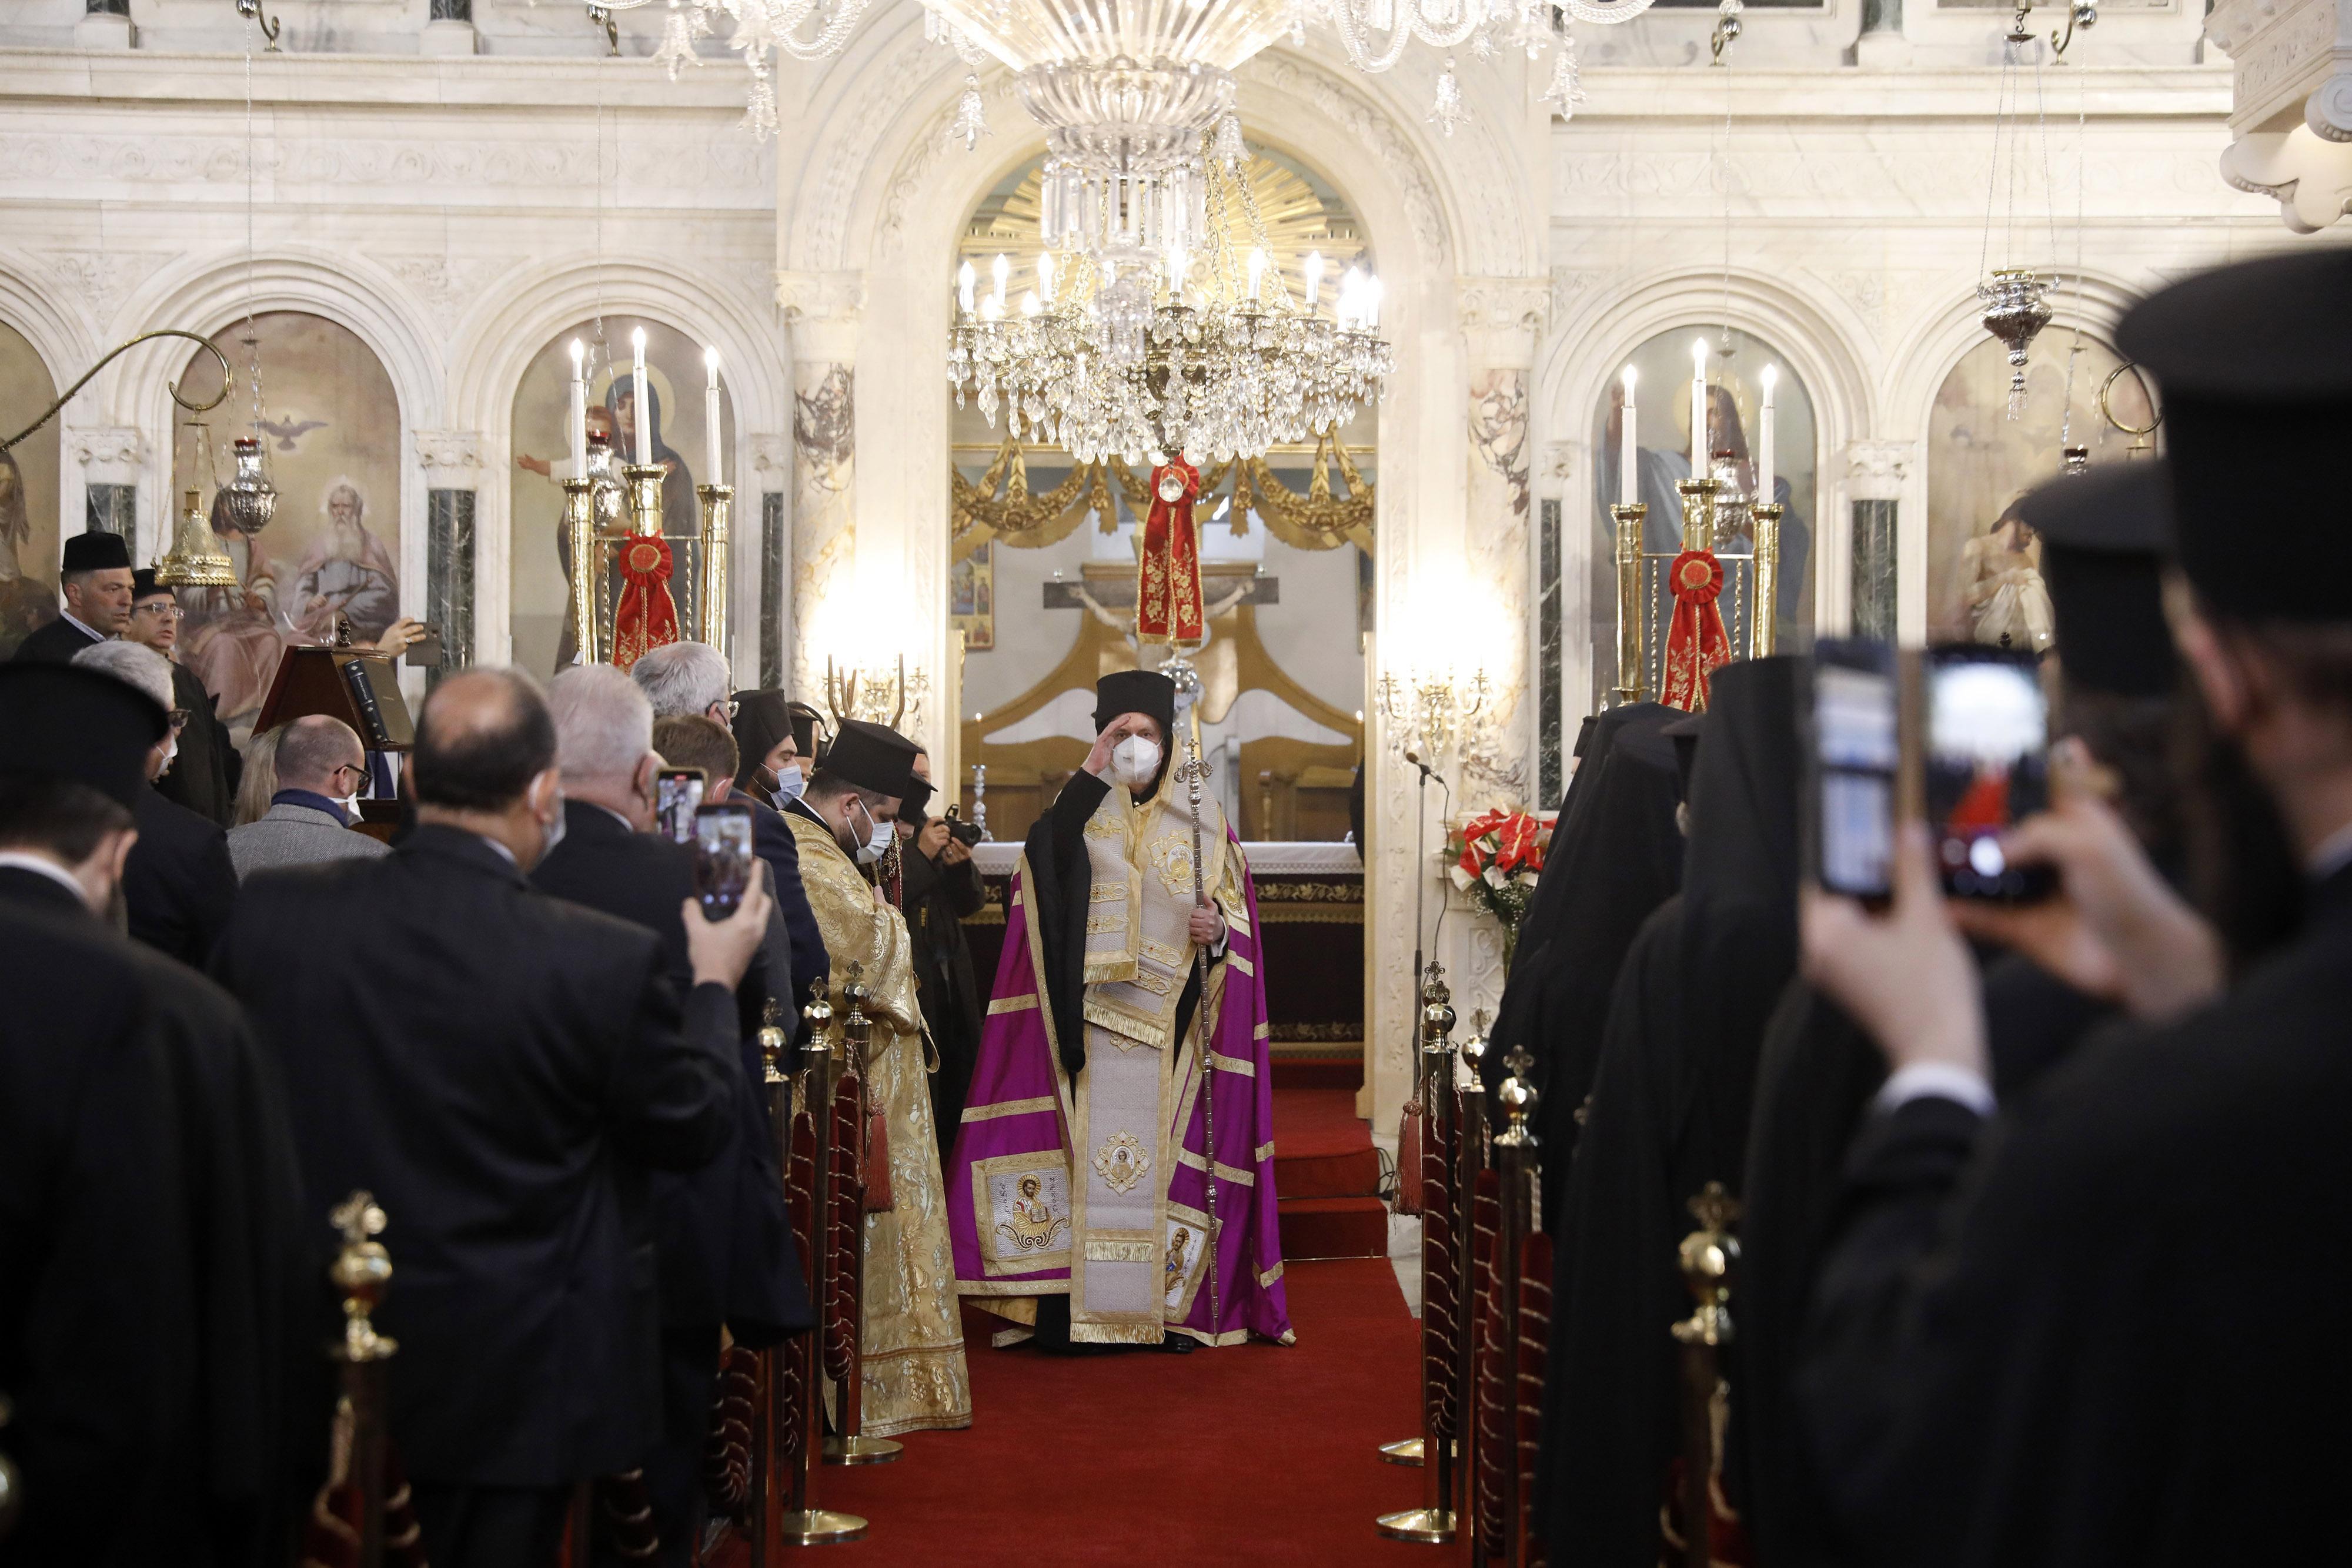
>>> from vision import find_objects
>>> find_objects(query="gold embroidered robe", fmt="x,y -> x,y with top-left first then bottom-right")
784,811 -> 973,1437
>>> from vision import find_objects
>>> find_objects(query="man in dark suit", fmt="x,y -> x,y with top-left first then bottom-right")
212,667 -> 772,1568
0,664 -> 305,1568
654,707 -> 829,1018
11,528 -> 132,664
125,567 -> 237,825
1796,250 -> 2352,1567
71,637 -> 239,965
535,666 -> 811,1567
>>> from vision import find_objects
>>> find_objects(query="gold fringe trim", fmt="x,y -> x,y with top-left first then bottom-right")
1083,997 -> 1168,1049
1070,1322 -> 1167,1345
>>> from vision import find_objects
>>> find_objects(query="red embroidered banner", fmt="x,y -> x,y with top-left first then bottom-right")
1135,458 -> 1205,643
613,534 -> 681,671
1661,548 -> 1733,712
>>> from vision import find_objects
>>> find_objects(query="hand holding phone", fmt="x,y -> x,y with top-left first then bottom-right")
683,855 -> 770,992
1806,638 -> 1899,904
1924,647 -> 2053,902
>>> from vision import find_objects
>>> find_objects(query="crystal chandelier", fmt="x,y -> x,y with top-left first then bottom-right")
639,0 -> 1655,136
947,138 -> 1391,465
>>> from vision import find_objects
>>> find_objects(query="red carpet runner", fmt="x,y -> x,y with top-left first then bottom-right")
816,1259 -> 1458,1564
1272,1088 -> 1390,1261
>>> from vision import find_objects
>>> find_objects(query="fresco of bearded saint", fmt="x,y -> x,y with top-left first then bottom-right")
286,477 -> 400,643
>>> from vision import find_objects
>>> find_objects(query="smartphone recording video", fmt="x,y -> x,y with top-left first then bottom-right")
693,802 -> 756,921
656,768 -> 705,845
1925,646 -> 2053,902
1808,638 -> 1898,902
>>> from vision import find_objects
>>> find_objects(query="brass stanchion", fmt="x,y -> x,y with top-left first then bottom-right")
1612,502 -> 1648,706
1456,1015 -> 1491,1562
1377,963 -> 1463,1544
1378,958 -> 1444,1469
563,477 -> 599,666
1667,1182 -> 1741,1568
696,483 -> 732,651
1488,1052 -> 1541,1568
1676,477 -> 1720,554
823,969 -> 901,1466
325,1191 -> 399,1568
1749,502 -> 1783,660
756,997 -> 866,1547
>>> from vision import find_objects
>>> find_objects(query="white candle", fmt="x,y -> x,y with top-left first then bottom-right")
1619,364 -> 1638,508
631,327 -> 651,469
1759,363 -> 1778,504
703,346 -> 723,489
1305,250 -> 1324,309
1690,336 -> 1709,481
1248,246 -> 1266,303
1037,252 -> 1055,305
568,338 -> 587,479
957,260 -> 976,316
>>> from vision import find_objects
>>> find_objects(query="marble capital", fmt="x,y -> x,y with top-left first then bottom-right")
1455,275 -> 1550,368
68,425 -> 145,482
776,269 -> 866,362
1843,439 -> 1915,502
413,429 -> 486,486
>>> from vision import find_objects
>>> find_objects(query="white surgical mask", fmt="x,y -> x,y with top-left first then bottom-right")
1111,735 -> 1161,789
850,797 -> 892,865
335,791 -> 363,820
773,763 -> 806,803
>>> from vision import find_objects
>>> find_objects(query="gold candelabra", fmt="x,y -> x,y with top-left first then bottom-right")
1612,476 -> 1783,704
824,654 -> 927,730
1377,664 -> 1491,764
696,484 -> 732,650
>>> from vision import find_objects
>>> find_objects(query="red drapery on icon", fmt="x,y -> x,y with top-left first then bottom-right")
613,533 -> 681,671
1661,548 -> 1733,712
1135,458 -> 1205,643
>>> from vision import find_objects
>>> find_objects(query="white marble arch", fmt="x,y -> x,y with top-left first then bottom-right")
1877,266 -> 2146,643
776,21 -> 1548,1128
0,248 -> 100,560
442,253 -> 788,677
102,248 -> 445,686
1536,263 -> 1876,721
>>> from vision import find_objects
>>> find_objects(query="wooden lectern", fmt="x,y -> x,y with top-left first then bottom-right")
254,643 -> 415,843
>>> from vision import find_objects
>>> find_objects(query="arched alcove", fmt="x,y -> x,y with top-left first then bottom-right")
0,315 -> 64,659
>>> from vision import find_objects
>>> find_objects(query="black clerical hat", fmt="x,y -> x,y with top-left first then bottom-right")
2016,462 -> 2178,698
130,567 -> 168,601
821,718 -> 917,801
2116,248 -> 2352,622
786,701 -> 823,761
0,664 -> 167,809
61,530 -> 131,574
1093,668 -> 1176,737
1662,712 -> 1705,801
901,772 -> 936,819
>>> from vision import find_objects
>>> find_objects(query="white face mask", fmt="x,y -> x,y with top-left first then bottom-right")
850,797 -> 893,865
1111,734 -> 1161,790
336,791 -> 363,820
772,763 -> 806,802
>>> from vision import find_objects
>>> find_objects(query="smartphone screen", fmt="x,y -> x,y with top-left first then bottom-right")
693,802 -> 756,921
656,768 -> 705,845
1809,638 -> 1899,901
1925,646 -> 2053,902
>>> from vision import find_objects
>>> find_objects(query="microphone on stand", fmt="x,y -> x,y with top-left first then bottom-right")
1402,748 -> 1439,781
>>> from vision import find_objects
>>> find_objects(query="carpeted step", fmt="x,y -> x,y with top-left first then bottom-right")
1277,1146 -> 1385,1201
1277,1195 -> 1391,1261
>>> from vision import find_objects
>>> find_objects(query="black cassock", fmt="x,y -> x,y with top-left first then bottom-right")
899,833 -> 987,1160
1485,701 -> 1685,1221
1535,656 -> 1800,1568
0,867 -> 305,1568
1797,861 -> 2352,1568
1733,954 -> 2119,1565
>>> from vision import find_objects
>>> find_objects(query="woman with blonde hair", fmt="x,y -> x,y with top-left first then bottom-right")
233,723 -> 285,827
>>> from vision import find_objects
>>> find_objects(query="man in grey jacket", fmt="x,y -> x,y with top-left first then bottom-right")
226,713 -> 389,880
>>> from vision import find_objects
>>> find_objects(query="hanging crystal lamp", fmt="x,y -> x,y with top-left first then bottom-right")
152,487 -> 238,589
215,435 -> 279,535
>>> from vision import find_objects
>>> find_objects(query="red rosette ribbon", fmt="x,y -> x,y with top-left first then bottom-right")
613,533 -> 681,671
1661,547 -> 1733,712
1136,457 -> 1205,643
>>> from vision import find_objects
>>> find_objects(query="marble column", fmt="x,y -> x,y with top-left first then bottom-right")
1456,278 -> 1549,817
779,271 -> 865,707
69,426 -> 143,550
749,433 -> 793,692
1843,439 -> 1913,640
415,430 -> 485,693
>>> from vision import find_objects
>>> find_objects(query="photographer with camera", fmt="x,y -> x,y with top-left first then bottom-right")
897,746 -> 987,1158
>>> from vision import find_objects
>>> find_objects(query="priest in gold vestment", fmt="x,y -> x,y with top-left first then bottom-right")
781,718 -> 973,1436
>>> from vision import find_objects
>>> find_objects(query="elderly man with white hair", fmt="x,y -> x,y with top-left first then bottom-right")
71,638 -> 238,966
633,640 -> 829,1021
530,664 -> 811,1564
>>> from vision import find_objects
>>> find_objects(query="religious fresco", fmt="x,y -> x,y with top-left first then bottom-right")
1588,327 -> 1818,707
1926,335 -> 2153,646
171,312 -> 402,734
0,320 -> 62,660
510,317 -> 733,679
949,540 -> 995,651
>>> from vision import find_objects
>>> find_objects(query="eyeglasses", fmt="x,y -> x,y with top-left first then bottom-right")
166,708 -> 191,733
328,762 -> 367,788
133,601 -> 185,619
